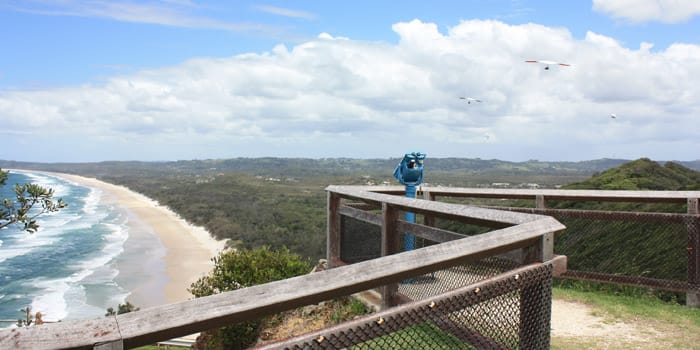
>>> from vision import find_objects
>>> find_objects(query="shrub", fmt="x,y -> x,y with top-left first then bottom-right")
189,246 -> 311,350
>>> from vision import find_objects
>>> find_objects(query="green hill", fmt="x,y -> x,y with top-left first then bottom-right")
547,158 -> 700,294
564,158 -> 700,190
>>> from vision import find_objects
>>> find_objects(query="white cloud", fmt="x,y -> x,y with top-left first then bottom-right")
1,19 -> 698,162
8,0 -> 282,34
254,5 -> 317,20
593,0 -> 700,23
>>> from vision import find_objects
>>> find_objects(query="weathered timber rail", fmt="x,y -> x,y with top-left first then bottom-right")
345,186 -> 700,306
1,186 -> 565,349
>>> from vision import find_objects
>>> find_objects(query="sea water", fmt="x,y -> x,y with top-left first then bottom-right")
0,171 -> 166,326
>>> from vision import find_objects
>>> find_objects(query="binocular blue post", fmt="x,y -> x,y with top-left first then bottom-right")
404,184 -> 417,252
393,151 -> 426,284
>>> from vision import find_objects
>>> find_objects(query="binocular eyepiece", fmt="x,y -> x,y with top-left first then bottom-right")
394,151 -> 426,186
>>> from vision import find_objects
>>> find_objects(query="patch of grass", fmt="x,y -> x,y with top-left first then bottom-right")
553,287 -> 700,327
330,298 -> 370,323
353,322 -> 476,350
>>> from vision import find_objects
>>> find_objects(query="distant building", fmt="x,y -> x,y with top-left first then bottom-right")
491,182 -> 510,188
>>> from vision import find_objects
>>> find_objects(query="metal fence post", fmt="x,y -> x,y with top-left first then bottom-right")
381,203 -> 400,310
688,198 -> 700,307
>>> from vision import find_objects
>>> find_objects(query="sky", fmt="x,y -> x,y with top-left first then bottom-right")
1,0 -> 699,163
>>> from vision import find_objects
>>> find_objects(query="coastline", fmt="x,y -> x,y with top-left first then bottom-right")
18,170 -> 227,307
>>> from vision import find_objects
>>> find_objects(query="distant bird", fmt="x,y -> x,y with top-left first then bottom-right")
610,113 -> 617,119
525,60 -> 571,70
459,97 -> 482,104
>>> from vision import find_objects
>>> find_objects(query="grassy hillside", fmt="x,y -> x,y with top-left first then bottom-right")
550,158 -> 700,299
564,158 -> 700,190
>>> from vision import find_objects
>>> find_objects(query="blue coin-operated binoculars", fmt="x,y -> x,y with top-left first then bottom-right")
393,151 -> 426,254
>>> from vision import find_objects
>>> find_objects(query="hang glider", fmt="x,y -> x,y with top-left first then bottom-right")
525,60 -> 571,70
459,97 -> 482,104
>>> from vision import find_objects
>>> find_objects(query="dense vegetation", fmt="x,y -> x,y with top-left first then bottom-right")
565,157 -> 700,190
2,157 -> 698,261
188,247 -> 311,350
0,157 -> 628,259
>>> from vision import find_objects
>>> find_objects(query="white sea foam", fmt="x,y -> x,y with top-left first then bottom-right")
30,247 -> 119,322
30,276 -> 72,321
0,171 -> 131,322
0,246 -> 33,264
21,173 -> 71,198
82,188 -> 102,216
73,221 -> 127,278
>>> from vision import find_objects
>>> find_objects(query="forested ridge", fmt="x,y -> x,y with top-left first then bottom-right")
2,157 -> 699,260
564,157 -> 700,190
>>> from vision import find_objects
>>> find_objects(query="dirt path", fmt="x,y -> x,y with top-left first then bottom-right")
551,299 -> 699,349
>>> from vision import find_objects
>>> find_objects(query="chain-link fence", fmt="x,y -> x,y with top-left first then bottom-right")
280,187 -> 566,350
491,207 -> 699,293
425,190 -> 700,296
258,262 -> 553,350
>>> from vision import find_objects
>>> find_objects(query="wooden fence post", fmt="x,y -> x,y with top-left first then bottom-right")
535,194 -> 546,209
519,195 -> 551,264
688,198 -> 699,307
381,203 -> 400,310
327,192 -> 342,268
423,191 -> 435,227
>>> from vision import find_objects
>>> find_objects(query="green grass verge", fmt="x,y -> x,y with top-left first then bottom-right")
352,322 -> 476,350
552,286 -> 700,326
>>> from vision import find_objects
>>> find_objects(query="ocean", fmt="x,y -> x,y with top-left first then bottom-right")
0,171 -> 167,327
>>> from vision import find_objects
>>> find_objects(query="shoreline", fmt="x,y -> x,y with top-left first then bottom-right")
13,170 -> 227,306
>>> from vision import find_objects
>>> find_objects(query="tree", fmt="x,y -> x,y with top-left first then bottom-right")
105,302 -> 140,316
189,246 -> 311,350
0,168 -> 66,233
16,305 -> 45,327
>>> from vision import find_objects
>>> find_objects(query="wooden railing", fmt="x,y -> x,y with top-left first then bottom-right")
352,185 -> 700,306
0,186 -> 565,349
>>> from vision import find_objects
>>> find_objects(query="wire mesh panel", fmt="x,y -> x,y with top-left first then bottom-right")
473,204 -> 698,293
555,216 -> 686,279
259,263 -> 553,350
689,215 -> 700,290
545,211 -> 694,292
341,215 -> 382,264
399,254 -> 523,301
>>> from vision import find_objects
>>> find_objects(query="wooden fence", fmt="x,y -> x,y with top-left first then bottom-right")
0,186 -> 565,349
347,186 -> 700,306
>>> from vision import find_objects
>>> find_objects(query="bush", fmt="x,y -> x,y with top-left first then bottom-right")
189,246 -> 311,350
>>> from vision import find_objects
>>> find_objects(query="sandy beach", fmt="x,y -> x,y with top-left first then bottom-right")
43,172 -> 227,306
